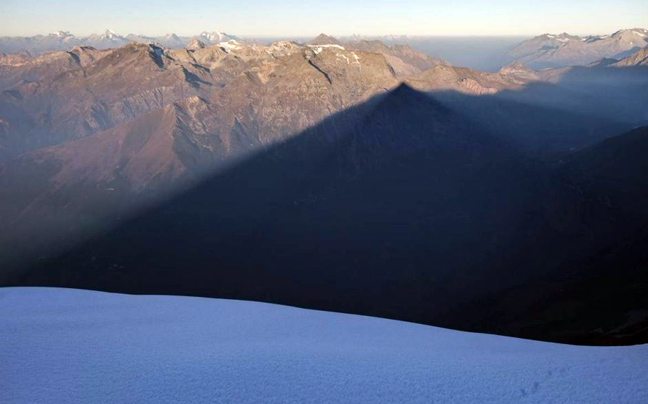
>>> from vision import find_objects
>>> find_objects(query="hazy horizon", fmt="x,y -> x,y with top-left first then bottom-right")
0,30 -> 642,40
0,32 -> 536,39
1,0 -> 646,37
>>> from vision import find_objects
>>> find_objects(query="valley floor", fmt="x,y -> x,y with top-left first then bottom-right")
1,287 -> 647,403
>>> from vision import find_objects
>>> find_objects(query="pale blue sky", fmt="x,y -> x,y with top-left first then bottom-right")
1,0 -> 646,37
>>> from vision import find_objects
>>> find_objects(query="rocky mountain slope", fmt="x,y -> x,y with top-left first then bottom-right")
0,46 -> 110,90
0,36 -> 414,268
1,35 -> 637,228
1,35 -> 537,165
613,45 -> 648,67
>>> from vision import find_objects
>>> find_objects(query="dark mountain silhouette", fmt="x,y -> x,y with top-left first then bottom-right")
8,86 -> 647,344
453,126 -> 648,344
562,126 -> 648,220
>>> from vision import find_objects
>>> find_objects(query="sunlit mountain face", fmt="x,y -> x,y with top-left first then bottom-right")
1,16 -> 648,404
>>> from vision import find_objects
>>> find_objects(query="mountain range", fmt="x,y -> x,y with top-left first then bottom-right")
3,28 -> 647,70
508,28 -> 648,68
1,34 -> 648,344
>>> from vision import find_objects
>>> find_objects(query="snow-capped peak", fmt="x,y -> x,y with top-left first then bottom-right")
199,31 -> 237,44
610,28 -> 648,38
543,33 -> 577,43
201,31 -> 220,40
49,31 -> 74,38
104,29 -> 123,40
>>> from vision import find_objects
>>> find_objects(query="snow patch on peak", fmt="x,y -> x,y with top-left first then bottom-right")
308,44 -> 346,54
543,33 -> 578,42
201,31 -> 221,41
267,41 -> 300,56
218,40 -> 241,52
270,41 -> 298,50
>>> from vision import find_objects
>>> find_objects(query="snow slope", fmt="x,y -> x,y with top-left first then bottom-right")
1,288 -> 647,403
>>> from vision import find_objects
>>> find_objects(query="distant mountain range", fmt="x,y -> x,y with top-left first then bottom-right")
1,33 -> 648,344
0,30 -> 241,55
508,28 -> 648,68
2,28 -> 647,70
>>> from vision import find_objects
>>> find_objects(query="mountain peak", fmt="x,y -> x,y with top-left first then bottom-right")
308,34 -> 342,46
104,29 -> 122,40
392,82 -> 416,94
375,82 -> 441,113
197,31 -> 238,44
186,38 -> 206,50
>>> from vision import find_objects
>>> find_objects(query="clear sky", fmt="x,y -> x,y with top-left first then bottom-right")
0,0 -> 646,37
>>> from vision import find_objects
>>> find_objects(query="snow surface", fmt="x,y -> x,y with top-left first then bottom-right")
1,287 -> 647,403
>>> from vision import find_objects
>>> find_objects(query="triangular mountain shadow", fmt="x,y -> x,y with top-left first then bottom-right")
10,85 -> 646,344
